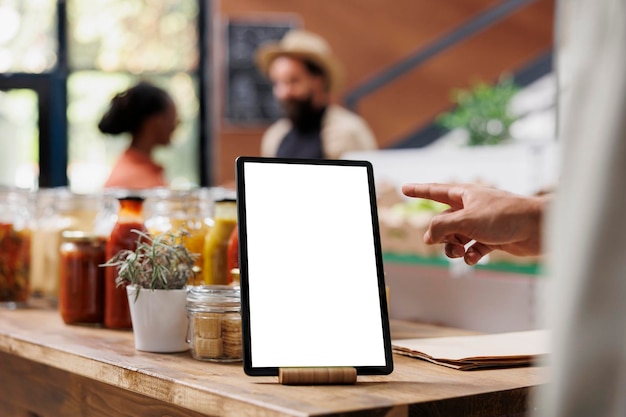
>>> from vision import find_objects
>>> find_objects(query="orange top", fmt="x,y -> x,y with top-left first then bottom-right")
104,148 -> 167,189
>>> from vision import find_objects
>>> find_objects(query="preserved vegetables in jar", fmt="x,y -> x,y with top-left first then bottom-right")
0,188 -> 32,308
59,231 -> 106,324
0,224 -> 31,306
104,196 -> 146,329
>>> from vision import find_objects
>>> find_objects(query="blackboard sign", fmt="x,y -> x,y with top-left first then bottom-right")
225,21 -> 297,125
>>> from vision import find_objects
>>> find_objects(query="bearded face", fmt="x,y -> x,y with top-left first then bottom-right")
269,56 -> 328,129
281,94 -> 324,131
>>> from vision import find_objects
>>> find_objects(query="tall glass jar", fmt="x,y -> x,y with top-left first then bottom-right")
202,199 -> 237,285
187,285 -> 242,362
188,188 -> 215,282
144,188 -> 213,285
30,189 -> 105,303
0,188 -> 33,308
104,196 -> 146,329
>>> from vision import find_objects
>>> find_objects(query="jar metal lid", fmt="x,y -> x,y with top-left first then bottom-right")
187,285 -> 240,311
61,230 -> 104,242
187,285 -> 240,300
118,196 -> 144,203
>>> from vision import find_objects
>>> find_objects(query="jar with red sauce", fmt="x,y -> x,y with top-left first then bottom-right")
59,231 -> 106,325
104,196 -> 147,329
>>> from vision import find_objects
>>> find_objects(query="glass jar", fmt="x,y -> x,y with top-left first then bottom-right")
30,189 -> 106,302
187,285 -> 242,362
144,188 -> 188,236
104,196 -> 147,329
0,187 -> 33,308
59,231 -> 106,325
187,188 -> 216,281
144,188 -> 213,285
202,199 -> 237,285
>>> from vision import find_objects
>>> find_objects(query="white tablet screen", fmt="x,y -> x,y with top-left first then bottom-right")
242,161 -> 387,368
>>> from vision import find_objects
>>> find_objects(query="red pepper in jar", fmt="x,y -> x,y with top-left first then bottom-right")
226,226 -> 239,284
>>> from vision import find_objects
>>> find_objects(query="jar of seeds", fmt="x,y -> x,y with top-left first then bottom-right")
187,285 -> 242,362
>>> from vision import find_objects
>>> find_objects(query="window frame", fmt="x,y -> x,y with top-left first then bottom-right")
0,0 -> 211,188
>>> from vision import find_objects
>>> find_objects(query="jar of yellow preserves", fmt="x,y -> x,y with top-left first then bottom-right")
202,199 -> 237,285
144,189 -> 213,285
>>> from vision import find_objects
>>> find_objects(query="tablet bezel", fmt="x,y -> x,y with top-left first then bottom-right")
235,156 -> 393,377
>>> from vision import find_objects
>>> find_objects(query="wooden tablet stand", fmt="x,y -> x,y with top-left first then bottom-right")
279,367 -> 357,385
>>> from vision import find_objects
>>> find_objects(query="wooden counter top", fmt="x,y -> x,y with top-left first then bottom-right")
0,306 -> 547,417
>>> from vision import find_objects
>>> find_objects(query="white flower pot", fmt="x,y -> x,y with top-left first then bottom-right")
126,286 -> 189,353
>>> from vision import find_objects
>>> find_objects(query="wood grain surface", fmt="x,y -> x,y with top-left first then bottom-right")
0,306 -> 547,417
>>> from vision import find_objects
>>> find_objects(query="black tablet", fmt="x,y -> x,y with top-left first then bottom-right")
235,157 -> 393,377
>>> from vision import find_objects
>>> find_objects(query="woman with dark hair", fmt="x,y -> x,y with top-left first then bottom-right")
99,82 -> 179,189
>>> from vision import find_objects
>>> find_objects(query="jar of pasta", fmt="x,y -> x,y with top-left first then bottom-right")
186,285 -> 242,362
0,187 -> 33,308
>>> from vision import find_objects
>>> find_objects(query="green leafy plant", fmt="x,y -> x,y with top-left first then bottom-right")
102,230 -> 197,299
437,77 -> 519,146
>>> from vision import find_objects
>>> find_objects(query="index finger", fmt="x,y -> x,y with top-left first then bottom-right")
401,183 -> 464,208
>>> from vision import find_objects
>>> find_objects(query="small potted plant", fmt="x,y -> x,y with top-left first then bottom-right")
437,76 -> 519,146
102,229 -> 196,353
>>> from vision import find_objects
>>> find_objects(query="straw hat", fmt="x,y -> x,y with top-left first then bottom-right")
255,29 -> 345,92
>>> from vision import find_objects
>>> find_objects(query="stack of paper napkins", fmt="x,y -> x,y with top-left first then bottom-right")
392,330 -> 549,370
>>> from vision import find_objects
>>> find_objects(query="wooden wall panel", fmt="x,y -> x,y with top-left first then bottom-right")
359,0 -> 555,147
212,0 -> 554,184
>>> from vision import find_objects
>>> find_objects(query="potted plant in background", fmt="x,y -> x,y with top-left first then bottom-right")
437,76 -> 519,146
102,230 -> 196,353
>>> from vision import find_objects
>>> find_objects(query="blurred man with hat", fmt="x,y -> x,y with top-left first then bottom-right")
256,29 -> 377,159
